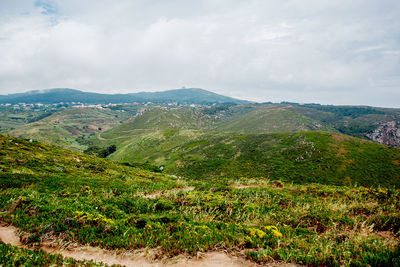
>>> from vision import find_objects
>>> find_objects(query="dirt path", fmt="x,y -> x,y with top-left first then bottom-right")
97,129 -> 152,141
97,133 -> 128,141
117,129 -> 152,133
0,225 -> 283,267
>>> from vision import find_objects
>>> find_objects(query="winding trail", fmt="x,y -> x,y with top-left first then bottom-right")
97,133 -> 128,141
97,129 -> 152,141
0,225 -> 300,267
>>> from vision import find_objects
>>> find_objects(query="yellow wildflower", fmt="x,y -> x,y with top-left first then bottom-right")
264,225 -> 283,238
248,228 -> 267,239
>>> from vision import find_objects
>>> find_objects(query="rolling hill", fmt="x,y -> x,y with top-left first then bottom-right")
105,107 -> 217,132
9,108 -> 131,151
0,88 -> 249,105
215,104 -> 333,133
107,130 -> 400,187
0,134 -> 399,266
59,103 -> 398,188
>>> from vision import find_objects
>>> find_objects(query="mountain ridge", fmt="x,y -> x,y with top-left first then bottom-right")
0,88 -> 250,105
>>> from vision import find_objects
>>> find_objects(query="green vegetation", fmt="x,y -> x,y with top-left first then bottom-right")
0,135 -> 399,266
102,107 -> 216,133
304,104 -> 386,119
215,104 -> 333,133
9,108 -> 131,151
7,102 -> 400,156
0,106 -> 56,133
106,130 -> 400,187
2,98 -> 400,266
212,103 -> 400,141
85,144 -> 117,158
0,241 -> 105,266
0,88 -> 249,105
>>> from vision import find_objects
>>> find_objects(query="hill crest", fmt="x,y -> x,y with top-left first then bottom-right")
0,88 -> 249,105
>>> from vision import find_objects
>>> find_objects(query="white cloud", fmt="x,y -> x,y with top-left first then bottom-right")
0,0 -> 399,107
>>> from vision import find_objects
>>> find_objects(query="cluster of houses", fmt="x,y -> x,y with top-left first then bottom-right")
1,101 -> 215,112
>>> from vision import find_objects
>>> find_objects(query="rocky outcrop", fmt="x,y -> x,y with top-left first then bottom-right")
368,121 -> 400,147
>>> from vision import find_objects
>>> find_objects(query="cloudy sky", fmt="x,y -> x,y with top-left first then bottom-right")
0,0 -> 399,107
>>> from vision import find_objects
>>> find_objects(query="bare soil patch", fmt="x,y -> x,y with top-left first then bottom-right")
0,225 -> 21,246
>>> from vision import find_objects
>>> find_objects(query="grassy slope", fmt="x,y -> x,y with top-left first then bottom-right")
0,135 -> 399,266
108,129 -> 205,166
9,108 -> 130,151
214,104 -> 400,138
103,107 -> 215,133
215,105 -> 334,133
85,104 -> 399,188
108,130 -> 400,187
0,108 -> 54,133
293,105 -> 400,139
92,107 -> 215,165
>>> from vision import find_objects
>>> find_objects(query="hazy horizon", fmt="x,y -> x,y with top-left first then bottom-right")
1,1 -> 399,107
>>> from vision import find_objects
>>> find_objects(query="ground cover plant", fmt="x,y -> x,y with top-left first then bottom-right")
107,129 -> 400,187
6,103 -> 400,156
0,135 -> 399,266
9,107 -> 133,151
0,241 -> 107,266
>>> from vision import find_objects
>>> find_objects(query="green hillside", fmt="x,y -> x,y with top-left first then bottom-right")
294,104 -> 400,139
7,102 -> 400,156
210,103 -> 400,140
86,105 -> 400,188
215,104 -> 333,133
132,88 -> 250,104
0,135 -> 399,266
9,108 -> 130,151
0,106 -> 58,133
108,130 -> 400,187
104,107 -> 215,133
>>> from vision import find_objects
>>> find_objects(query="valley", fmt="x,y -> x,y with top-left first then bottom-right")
0,135 -> 399,266
1,88 -> 400,266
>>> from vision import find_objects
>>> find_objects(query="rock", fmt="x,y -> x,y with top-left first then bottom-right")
367,121 -> 400,147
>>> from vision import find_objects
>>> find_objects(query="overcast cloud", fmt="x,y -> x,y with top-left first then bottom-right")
0,0 -> 399,107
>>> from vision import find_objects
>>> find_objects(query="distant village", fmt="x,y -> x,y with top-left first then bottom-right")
0,101 -> 215,111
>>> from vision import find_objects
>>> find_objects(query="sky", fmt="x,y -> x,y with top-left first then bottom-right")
0,0 -> 399,107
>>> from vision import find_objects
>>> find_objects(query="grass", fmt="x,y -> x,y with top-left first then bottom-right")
215,104 -> 333,133
105,130 -> 400,187
0,107 -> 55,133
101,107 -> 216,134
0,134 -> 399,266
9,108 -> 132,151
0,241 -> 106,266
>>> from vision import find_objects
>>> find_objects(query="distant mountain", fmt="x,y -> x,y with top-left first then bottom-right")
0,88 -> 249,104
